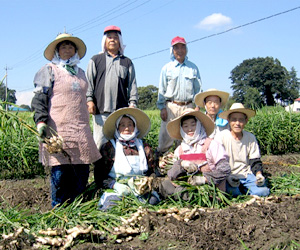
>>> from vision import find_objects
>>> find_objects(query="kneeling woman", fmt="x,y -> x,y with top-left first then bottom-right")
167,109 -> 231,191
95,108 -> 159,210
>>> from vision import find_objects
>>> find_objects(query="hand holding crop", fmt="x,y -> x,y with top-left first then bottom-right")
181,160 -> 198,173
188,175 -> 206,186
227,175 -> 240,187
37,122 -> 47,141
113,182 -> 131,196
256,173 -> 265,186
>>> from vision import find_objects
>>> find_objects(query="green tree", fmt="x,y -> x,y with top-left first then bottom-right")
0,84 -> 17,104
285,67 -> 300,104
138,85 -> 158,110
20,104 -> 31,111
244,87 -> 264,109
230,57 -> 299,107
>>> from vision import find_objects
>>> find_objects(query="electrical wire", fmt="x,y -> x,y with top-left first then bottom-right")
132,6 -> 300,60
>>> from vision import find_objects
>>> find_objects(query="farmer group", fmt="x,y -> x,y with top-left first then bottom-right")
31,25 -> 269,209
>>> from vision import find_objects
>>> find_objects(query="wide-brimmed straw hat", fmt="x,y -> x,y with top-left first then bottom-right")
167,108 -> 214,140
44,33 -> 87,61
218,103 -> 256,120
103,108 -> 151,140
195,89 -> 229,108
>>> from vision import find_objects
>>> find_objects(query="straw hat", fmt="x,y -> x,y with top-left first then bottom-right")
194,89 -> 229,108
218,103 -> 256,120
44,33 -> 87,61
167,108 -> 214,140
103,108 -> 151,140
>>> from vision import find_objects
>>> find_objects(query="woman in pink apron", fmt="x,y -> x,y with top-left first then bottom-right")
31,33 -> 101,207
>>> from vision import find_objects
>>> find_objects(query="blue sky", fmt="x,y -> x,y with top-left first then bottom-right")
1,0 -> 300,106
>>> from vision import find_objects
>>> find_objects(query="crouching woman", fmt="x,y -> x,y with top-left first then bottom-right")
95,108 -> 160,210
167,109 -> 231,191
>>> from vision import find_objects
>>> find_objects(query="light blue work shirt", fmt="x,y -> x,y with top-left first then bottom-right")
157,57 -> 202,110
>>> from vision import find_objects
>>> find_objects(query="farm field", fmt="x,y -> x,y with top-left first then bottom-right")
0,154 -> 300,250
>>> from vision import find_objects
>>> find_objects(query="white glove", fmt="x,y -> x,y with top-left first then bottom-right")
181,160 -> 198,173
227,175 -> 240,187
256,173 -> 265,186
113,182 -> 131,196
188,176 -> 206,186
37,122 -> 47,141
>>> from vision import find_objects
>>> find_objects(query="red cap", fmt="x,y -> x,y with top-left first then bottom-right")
104,25 -> 121,34
171,36 -> 186,46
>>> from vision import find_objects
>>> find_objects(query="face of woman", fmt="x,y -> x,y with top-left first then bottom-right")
182,118 -> 197,137
58,42 -> 76,60
118,117 -> 135,135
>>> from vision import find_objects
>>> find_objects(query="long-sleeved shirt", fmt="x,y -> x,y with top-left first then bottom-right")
157,57 -> 201,110
86,52 -> 138,114
168,138 -> 230,185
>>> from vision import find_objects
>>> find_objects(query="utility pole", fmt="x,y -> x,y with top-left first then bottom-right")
4,65 -> 12,111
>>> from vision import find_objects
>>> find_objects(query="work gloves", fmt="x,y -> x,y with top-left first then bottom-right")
37,122 -> 47,141
181,160 -> 198,173
188,175 -> 206,186
227,175 -> 240,187
113,182 -> 131,196
256,173 -> 265,186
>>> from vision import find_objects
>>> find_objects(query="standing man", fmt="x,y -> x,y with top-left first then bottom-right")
86,25 -> 138,150
156,36 -> 202,155
195,88 -> 230,139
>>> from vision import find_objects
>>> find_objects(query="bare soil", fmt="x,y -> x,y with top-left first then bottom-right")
0,154 -> 300,250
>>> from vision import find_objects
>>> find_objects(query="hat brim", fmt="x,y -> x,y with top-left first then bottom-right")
219,108 -> 256,120
195,90 -> 229,108
44,35 -> 86,61
103,108 -> 151,140
167,110 -> 214,140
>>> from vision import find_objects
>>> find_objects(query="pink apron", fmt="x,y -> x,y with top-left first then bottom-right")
40,63 -> 101,166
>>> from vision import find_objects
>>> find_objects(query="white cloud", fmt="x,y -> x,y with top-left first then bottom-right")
16,91 -> 34,107
196,13 -> 232,30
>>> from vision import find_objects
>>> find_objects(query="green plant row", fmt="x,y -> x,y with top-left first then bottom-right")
245,106 -> 300,155
1,105 -> 300,179
0,106 -> 44,179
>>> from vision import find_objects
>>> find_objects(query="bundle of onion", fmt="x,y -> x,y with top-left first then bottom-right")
44,134 -> 64,154
158,152 -> 177,175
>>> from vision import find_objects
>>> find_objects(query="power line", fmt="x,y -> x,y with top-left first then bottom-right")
9,0 -> 152,70
69,0 -> 139,33
75,0 -> 152,35
132,6 -> 300,61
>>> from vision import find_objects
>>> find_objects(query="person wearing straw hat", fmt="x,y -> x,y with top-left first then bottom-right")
86,25 -> 138,151
166,108 -> 231,191
95,108 -> 161,210
156,36 -> 202,157
31,32 -> 101,208
194,88 -> 230,139
216,103 -> 270,197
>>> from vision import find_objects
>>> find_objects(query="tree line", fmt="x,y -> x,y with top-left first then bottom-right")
1,56 -> 299,110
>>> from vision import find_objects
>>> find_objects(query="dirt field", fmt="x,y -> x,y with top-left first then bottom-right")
0,154 -> 300,249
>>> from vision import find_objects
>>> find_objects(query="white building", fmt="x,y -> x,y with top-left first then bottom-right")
285,97 -> 300,112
